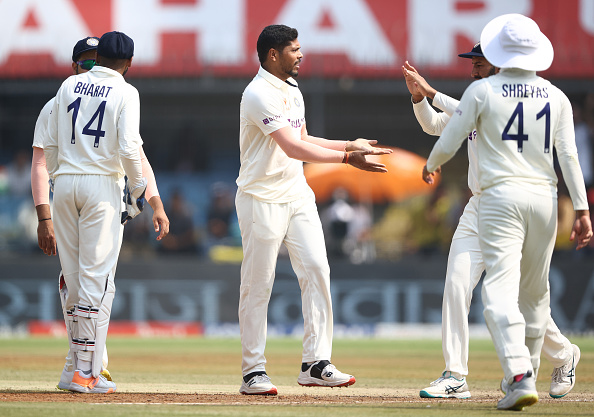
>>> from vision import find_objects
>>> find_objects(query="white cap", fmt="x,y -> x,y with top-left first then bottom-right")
480,13 -> 554,71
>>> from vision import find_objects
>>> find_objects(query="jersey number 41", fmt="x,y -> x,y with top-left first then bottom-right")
502,101 -> 551,153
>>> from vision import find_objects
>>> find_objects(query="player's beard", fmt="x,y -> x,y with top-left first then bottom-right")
284,60 -> 300,78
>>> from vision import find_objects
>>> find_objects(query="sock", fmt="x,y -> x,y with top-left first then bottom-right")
77,358 -> 92,375
243,371 -> 266,383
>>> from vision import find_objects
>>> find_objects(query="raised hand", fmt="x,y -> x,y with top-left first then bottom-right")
403,61 -> 437,100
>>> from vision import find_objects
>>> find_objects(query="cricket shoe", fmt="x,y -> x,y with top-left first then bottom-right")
57,368 -> 74,391
297,360 -> 356,387
57,368 -> 113,391
240,372 -> 278,395
69,370 -> 117,393
497,370 -> 538,411
550,344 -> 580,398
419,371 -> 471,399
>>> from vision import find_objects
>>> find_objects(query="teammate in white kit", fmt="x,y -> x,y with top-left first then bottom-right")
44,31 -> 151,394
423,14 -> 592,410
236,24 -> 392,395
403,43 -> 581,400
31,36 -> 169,391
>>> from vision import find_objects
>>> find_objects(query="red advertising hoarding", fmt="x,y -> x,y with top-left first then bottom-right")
0,0 -> 593,79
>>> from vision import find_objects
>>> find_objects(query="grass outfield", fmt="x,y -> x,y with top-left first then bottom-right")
0,336 -> 592,416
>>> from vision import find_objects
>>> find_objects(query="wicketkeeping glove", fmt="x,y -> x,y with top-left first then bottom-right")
121,176 -> 148,225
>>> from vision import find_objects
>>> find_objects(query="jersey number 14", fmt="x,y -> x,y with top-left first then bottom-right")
502,102 -> 550,153
67,98 -> 107,148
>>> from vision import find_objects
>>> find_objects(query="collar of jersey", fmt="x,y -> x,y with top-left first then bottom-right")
90,65 -> 124,78
258,66 -> 298,89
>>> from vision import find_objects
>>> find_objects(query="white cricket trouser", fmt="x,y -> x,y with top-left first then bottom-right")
442,195 -> 484,376
53,174 -> 122,364
478,183 -> 557,382
442,194 -> 570,377
236,189 -> 333,375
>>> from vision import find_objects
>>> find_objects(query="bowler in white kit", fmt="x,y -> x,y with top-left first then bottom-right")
236,24 -> 392,395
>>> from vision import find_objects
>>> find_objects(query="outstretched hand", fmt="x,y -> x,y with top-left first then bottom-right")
347,138 -> 393,155
347,150 -> 387,172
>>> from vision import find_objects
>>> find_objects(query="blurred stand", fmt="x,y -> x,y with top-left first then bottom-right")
158,189 -> 200,255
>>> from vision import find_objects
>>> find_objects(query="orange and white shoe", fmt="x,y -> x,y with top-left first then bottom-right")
57,368 -> 112,391
69,370 -> 117,393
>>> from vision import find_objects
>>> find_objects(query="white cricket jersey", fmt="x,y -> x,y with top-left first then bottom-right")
413,93 -> 480,195
45,66 -> 143,186
427,68 -> 588,210
236,66 -> 309,203
32,97 -> 54,149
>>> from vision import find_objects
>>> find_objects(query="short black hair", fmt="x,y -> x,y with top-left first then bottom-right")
257,25 -> 298,64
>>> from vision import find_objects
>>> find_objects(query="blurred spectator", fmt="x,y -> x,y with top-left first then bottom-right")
322,188 -> 355,258
206,182 -> 237,247
159,189 -> 199,254
7,149 -> 32,196
321,188 -> 375,263
121,212 -> 154,257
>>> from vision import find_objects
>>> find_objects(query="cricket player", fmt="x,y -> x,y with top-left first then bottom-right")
32,36 -> 169,391
423,14 -> 592,410
403,43 -> 581,399
44,31 -> 151,394
236,24 -> 391,395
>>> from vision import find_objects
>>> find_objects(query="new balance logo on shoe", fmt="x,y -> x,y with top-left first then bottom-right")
297,361 -> 356,387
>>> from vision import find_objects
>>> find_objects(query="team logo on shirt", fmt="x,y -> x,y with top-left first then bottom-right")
87,38 -> 99,47
294,97 -> 300,107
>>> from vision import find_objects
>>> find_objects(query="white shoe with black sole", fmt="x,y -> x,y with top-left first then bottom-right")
297,360 -> 356,387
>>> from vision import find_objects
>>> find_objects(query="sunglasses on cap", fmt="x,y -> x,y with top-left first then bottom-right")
76,59 -> 96,70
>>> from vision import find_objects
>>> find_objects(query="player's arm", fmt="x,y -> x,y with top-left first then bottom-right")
119,92 -> 144,189
301,124 -> 392,155
403,61 -> 457,136
270,126 -> 388,172
554,93 -> 592,249
139,146 -> 169,240
424,82 -> 483,182
44,96 -> 60,176
31,147 -> 56,256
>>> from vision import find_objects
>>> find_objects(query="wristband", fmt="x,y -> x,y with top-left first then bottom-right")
38,218 -> 51,222
342,152 -> 349,164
